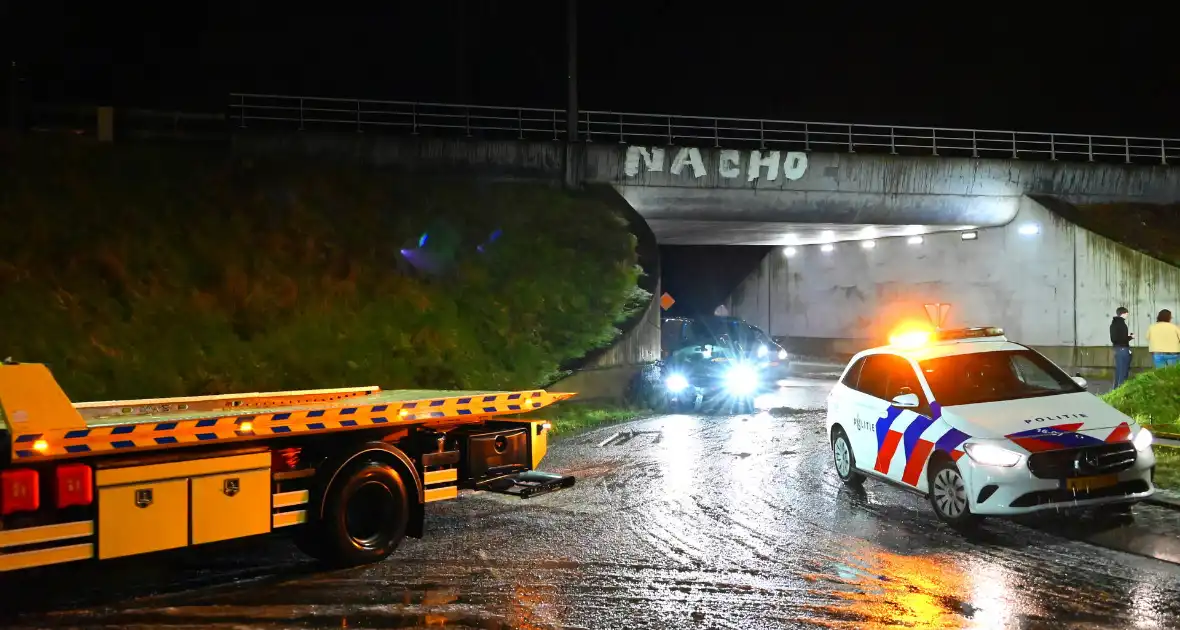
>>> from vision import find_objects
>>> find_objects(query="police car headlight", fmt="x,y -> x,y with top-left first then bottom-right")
1134,428 -> 1154,451
757,345 -> 769,358
725,364 -> 759,395
778,348 -> 788,361
665,373 -> 690,393
963,442 -> 1022,467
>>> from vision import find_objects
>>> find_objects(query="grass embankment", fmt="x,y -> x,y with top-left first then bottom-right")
0,138 -> 649,400
1102,365 -> 1180,489
525,402 -> 647,437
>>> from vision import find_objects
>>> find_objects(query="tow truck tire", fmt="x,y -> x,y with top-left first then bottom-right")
305,459 -> 410,567
831,427 -> 865,486
928,458 -> 980,529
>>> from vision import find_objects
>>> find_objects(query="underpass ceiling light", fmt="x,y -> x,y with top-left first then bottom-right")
961,231 -> 978,241
820,243 -> 835,253
820,230 -> 835,243
1018,223 -> 1041,236
860,226 -> 878,238
782,233 -> 799,245
904,225 -> 926,236
783,247 -> 797,257
861,240 -> 876,249
907,235 -> 924,245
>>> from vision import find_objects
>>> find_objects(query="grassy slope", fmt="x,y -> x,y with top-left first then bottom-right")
1101,366 -> 1180,489
0,138 -> 646,400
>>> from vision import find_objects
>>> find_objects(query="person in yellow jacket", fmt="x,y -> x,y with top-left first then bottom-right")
1147,309 -> 1180,368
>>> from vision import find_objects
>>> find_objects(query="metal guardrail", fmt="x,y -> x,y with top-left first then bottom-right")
229,93 -> 1180,165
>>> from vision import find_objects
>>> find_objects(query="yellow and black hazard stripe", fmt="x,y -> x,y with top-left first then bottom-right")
12,391 -> 571,461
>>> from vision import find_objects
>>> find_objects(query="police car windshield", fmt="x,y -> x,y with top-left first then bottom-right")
918,350 -> 1084,407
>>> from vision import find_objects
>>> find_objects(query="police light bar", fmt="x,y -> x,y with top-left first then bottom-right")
933,327 -> 1006,342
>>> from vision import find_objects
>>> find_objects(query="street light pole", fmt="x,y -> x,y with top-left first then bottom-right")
563,0 -> 578,187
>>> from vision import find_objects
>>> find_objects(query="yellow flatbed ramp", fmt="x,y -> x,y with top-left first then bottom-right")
1,363 -> 571,462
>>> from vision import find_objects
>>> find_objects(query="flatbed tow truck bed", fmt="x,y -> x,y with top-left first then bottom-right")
0,362 -> 576,572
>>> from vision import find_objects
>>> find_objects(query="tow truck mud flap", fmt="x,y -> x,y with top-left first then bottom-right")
477,471 -> 576,499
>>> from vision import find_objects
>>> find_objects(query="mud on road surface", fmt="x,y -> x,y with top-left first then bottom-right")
5,374 -> 1180,629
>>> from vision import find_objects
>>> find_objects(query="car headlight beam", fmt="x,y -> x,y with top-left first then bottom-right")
1134,428 -> 1153,451
724,364 -> 759,396
665,373 -> 689,393
963,442 -> 1023,467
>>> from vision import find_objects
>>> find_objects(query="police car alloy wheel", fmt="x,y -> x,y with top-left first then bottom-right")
831,428 -> 865,486
928,459 -> 978,527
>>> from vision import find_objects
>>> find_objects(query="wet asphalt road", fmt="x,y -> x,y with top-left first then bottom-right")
6,368 -> 1180,629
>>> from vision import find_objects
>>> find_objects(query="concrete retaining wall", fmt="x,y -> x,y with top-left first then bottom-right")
731,195 -> 1180,371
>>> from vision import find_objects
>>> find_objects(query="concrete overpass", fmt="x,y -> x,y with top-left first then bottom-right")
230,93 -> 1180,246
229,94 -> 1180,373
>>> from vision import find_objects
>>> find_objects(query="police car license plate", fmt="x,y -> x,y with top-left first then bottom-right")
1065,474 -> 1118,492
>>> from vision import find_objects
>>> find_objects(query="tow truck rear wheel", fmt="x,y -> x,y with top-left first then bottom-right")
299,459 -> 410,567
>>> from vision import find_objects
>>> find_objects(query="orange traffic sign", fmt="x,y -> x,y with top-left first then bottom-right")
660,292 -> 676,310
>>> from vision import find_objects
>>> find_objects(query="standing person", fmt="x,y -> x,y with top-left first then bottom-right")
1147,309 -> 1180,368
1110,306 -> 1134,387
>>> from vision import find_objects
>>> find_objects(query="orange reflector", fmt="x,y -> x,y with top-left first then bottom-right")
56,463 -> 93,509
32,439 -> 49,453
1,469 -> 40,515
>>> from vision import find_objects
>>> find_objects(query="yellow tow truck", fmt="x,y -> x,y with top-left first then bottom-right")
0,360 -> 576,572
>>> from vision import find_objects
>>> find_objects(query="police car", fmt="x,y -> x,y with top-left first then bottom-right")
826,325 -> 1155,527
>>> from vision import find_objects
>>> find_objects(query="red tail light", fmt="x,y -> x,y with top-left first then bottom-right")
56,463 -> 93,509
1,468 -> 40,515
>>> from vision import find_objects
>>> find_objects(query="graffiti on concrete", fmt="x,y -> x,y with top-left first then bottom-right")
624,146 -> 809,181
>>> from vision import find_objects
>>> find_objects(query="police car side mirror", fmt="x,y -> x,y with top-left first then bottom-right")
890,392 -> 920,408
1072,375 -> 1088,390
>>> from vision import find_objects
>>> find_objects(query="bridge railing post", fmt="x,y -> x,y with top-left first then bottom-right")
847,124 -> 854,153
759,120 -> 765,149
355,100 -> 362,133
619,113 -> 625,144
1087,136 -> 1093,162
1125,137 -> 1131,164
298,97 -> 304,131
804,123 -> 810,151
971,130 -> 978,158
889,127 -> 896,154
518,108 -> 523,140
583,111 -> 591,142
714,118 -> 719,148
1050,134 -> 1056,161
1162,138 -> 1168,166
1011,132 -> 1018,159
666,116 -> 673,145
931,128 -> 938,156
552,110 -> 558,140
238,94 -> 246,129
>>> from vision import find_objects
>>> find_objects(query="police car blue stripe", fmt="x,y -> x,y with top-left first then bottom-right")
64,430 -> 90,439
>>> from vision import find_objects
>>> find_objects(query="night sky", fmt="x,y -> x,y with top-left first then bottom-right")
4,2 -> 1176,317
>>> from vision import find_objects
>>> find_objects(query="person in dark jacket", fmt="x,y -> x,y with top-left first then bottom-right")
1111,306 -> 1134,387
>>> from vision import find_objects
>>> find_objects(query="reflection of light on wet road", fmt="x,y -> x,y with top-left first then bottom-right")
965,561 -> 1023,629
757,380 -> 831,411
657,414 -> 701,503
1131,580 -> 1168,629
800,544 -> 976,629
